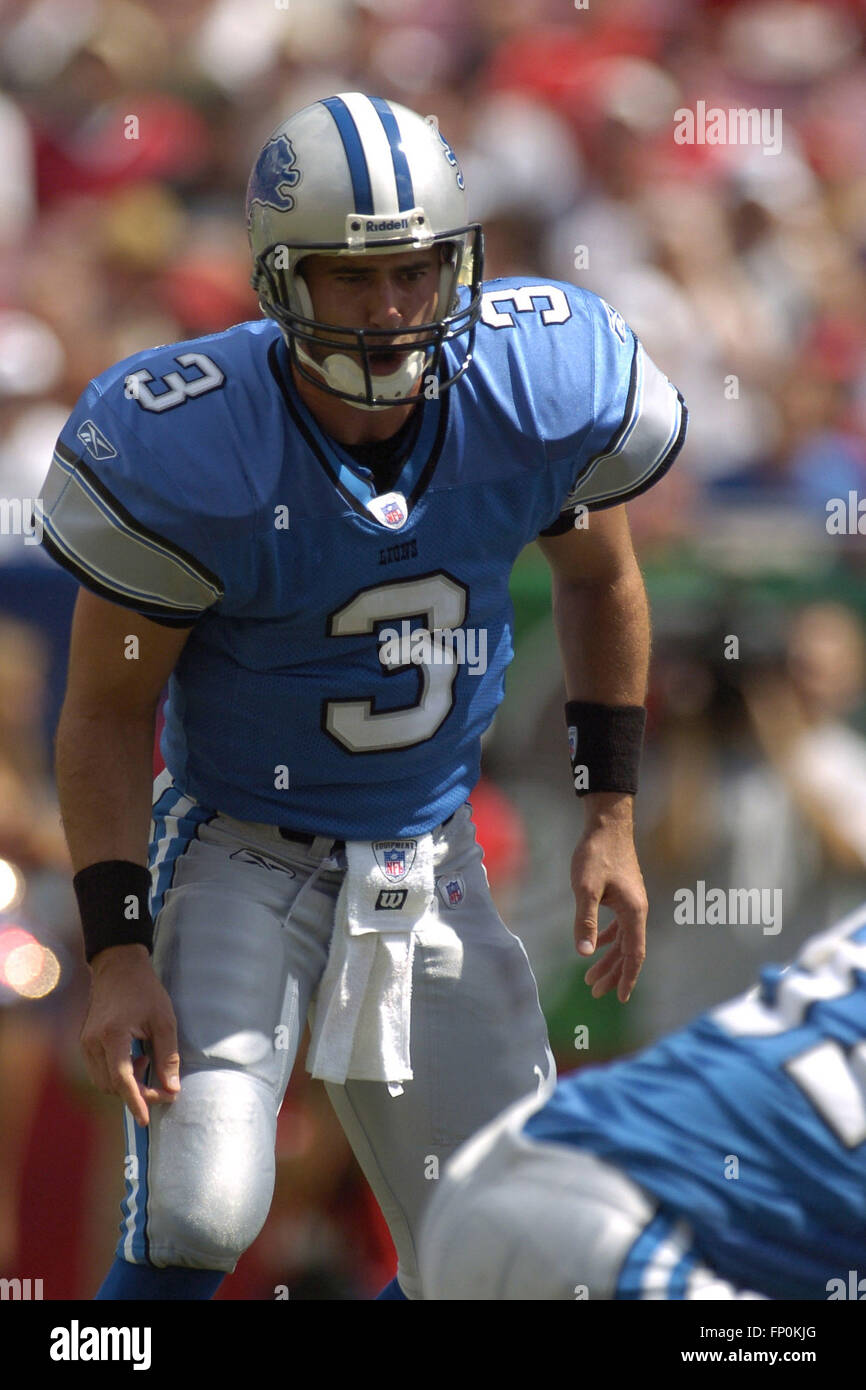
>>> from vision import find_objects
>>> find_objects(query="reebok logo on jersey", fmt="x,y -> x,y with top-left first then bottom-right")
76,420 -> 117,460
375,889 -> 408,910
230,849 -> 296,877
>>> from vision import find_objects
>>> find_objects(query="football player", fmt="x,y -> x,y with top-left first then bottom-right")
419,901 -> 866,1300
37,93 -> 685,1300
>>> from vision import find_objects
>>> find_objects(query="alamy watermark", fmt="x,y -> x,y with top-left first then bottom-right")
378,621 -> 488,676
826,492 -> 866,534
826,1270 -> 865,1299
49,1321 -> 151,1370
674,881 -> 782,935
1,1276 -> 43,1299
0,497 -> 42,545
674,101 -> 782,156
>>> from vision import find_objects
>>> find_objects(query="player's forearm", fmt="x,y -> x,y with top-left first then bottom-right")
551,562 -> 650,706
55,703 -> 156,870
552,565 -> 650,825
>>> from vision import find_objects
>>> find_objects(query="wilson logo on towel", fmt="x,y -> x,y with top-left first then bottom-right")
375,889 -> 409,910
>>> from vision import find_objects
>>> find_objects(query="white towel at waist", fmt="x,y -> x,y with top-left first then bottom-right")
307,833 -> 436,1087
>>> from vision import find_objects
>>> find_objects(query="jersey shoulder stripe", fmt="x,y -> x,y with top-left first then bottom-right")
37,439 -> 224,626
471,280 -> 686,528
564,336 -> 687,514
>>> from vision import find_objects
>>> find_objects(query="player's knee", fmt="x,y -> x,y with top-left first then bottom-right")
145,1070 -> 276,1269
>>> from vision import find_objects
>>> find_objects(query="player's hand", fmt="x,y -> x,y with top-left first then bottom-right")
80,944 -> 180,1126
569,799 -> 648,1003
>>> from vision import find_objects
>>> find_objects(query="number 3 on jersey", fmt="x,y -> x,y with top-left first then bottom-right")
125,352 -> 225,412
325,573 -> 467,753
480,284 -> 572,329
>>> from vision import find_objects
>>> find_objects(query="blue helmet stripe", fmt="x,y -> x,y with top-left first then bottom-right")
368,97 -> 416,212
321,96 -> 374,215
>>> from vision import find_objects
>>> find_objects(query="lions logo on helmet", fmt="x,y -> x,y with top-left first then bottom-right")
246,134 -> 302,216
432,125 -> 465,191
245,93 -> 483,411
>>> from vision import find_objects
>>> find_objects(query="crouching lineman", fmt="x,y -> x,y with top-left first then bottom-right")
419,902 -> 866,1300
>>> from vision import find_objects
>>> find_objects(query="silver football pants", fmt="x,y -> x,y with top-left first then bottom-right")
118,773 -> 554,1300
419,1091 -> 765,1300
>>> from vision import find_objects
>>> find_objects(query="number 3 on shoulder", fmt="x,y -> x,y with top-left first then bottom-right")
480,285 -> 572,330
124,352 -> 225,413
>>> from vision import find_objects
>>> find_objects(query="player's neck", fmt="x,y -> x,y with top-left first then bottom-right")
291,364 -> 420,446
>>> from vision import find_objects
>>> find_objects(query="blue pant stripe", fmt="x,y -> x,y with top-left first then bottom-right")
117,780 -> 214,1265
615,1211 -> 676,1299
150,785 -> 213,917
668,1247 -> 699,1301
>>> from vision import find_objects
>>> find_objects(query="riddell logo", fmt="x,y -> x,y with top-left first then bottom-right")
376,889 -> 408,910
366,218 -> 409,232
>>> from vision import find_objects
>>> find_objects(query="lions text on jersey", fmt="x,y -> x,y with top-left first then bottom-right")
38,280 -> 684,837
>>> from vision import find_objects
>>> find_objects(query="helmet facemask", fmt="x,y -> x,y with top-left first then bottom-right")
251,225 -> 483,410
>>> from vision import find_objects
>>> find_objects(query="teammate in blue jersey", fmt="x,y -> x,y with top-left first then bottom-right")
420,902 -> 866,1300
38,93 -> 685,1299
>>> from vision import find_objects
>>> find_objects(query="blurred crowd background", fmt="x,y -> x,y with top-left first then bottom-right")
1,0 -> 865,1299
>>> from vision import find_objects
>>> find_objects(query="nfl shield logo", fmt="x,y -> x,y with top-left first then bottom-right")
437,875 -> 465,909
385,850 -> 405,878
367,491 -> 408,530
373,839 -> 417,882
568,725 -> 577,760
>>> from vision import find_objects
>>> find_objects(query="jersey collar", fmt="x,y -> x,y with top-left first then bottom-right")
268,336 -> 450,527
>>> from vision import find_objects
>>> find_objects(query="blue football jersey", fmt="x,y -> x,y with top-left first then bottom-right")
524,906 -> 866,1299
37,278 -> 685,837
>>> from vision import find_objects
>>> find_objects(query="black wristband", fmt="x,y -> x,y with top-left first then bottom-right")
565,701 -> 647,797
73,860 -> 154,964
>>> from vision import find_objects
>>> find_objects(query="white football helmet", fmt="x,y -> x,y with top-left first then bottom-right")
246,93 -> 483,410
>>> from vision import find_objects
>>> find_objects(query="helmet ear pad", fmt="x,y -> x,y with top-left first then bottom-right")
293,264 -> 315,321
437,242 -> 461,318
